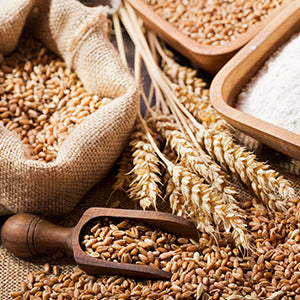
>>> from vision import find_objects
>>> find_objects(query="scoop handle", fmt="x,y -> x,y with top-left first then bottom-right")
1,213 -> 74,257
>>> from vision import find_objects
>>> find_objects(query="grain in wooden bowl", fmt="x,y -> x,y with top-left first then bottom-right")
126,0 -> 293,74
81,217 -> 197,268
210,0 -> 300,161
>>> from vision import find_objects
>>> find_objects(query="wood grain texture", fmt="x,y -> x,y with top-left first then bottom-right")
126,0 -> 293,74
1,207 -> 199,279
0,213 -> 73,257
210,1 -> 300,160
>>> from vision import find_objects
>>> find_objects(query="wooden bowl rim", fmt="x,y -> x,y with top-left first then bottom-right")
127,0 -> 294,56
210,0 -> 300,159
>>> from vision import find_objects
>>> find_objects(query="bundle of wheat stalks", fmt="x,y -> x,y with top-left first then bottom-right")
111,2 -> 296,251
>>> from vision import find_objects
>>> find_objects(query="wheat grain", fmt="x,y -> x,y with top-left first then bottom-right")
11,202 -> 300,299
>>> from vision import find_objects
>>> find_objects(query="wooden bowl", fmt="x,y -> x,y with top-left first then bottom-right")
210,0 -> 300,160
127,0 -> 293,74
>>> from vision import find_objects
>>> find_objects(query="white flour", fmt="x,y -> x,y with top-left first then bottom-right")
236,31 -> 300,135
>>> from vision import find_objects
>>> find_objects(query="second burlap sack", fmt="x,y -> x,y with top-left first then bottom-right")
0,0 -> 139,215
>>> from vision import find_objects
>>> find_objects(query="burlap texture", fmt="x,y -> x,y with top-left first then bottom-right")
0,0 -> 139,215
0,168 -> 129,299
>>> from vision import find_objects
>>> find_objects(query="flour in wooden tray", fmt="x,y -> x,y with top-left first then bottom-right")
236,31 -> 300,135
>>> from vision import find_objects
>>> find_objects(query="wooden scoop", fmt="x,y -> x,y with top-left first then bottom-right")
1,207 -> 199,280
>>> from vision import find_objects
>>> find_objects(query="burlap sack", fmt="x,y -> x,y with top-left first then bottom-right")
0,0 -> 139,215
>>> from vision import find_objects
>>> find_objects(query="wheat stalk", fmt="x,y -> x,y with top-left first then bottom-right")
117,4 -> 252,248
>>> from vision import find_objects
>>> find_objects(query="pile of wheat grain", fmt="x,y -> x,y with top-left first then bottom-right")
0,34 -> 110,163
11,202 -> 300,299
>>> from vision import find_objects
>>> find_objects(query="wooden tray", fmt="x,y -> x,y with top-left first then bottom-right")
210,0 -> 300,160
127,0 -> 293,74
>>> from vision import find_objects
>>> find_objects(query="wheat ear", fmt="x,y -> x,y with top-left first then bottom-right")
128,119 -> 161,210
164,172 -> 218,238
135,110 -> 250,249
164,171 -> 186,217
150,35 -> 208,97
169,164 -> 250,249
200,130 -> 295,211
152,110 -> 237,205
111,146 -> 133,194
151,33 -> 229,133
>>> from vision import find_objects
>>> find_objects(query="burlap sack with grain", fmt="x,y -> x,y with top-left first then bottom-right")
0,0 -> 139,215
